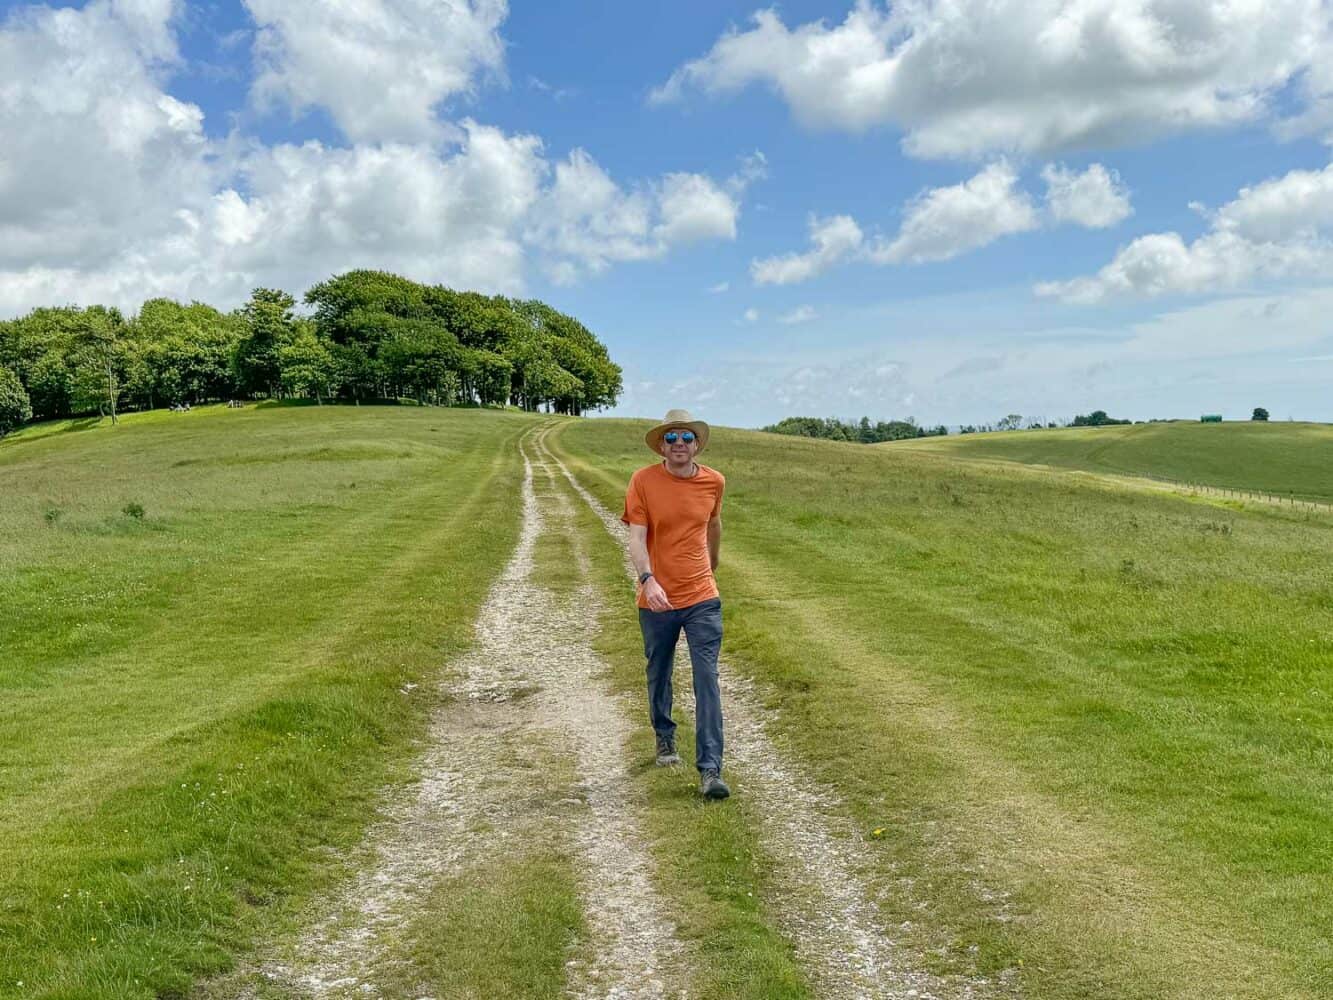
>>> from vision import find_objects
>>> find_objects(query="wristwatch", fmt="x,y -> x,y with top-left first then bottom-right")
639,571 -> 654,585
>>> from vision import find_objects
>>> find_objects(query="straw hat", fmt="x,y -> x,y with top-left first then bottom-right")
645,408 -> 710,455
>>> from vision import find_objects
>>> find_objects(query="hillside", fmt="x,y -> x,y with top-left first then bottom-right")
5,404 -> 1332,999
555,416 -> 1333,999
888,420 -> 1333,501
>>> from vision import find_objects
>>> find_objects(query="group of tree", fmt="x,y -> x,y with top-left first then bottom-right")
762,415 -> 949,443
0,269 -> 623,437
1071,409 -> 1132,427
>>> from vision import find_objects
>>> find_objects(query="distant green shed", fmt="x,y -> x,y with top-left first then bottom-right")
1200,414 -> 1223,422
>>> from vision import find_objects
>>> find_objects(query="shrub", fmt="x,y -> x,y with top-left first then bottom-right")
122,501 -> 146,520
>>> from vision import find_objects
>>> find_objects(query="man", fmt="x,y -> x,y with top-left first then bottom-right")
622,409 -> 729,800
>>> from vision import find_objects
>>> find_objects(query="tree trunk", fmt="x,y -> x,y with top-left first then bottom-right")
105,360 -> 118,425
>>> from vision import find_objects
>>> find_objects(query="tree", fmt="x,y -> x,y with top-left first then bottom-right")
279,325 -> 339,403
0,365 -> 32,437
997,413 -> 1023,431
233,288 -> 297,398
70,306 -> 125,423
1252,407 -> 1269,421
1072,409 -> 1130,427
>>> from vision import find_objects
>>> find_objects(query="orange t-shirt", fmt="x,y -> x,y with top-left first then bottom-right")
622,462 -> 725,610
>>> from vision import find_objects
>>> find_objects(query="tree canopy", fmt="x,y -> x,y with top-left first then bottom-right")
0,270 -> 623,429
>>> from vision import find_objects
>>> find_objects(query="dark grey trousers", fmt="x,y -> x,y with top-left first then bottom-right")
638,596 -> 724,772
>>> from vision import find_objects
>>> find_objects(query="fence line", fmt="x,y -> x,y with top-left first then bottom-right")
1141,474 -> 1332,513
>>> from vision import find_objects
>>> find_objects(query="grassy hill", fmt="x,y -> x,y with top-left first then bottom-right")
888,420 -> 1333,501
554,417 -> 1333,999
0,403 -> 535,995
6,405 -> 1332,998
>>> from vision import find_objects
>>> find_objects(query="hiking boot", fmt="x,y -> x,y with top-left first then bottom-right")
655,734 -> 682,767
699,768 -> 730,800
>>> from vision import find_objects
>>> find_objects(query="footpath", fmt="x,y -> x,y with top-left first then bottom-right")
209,424 -> 993,999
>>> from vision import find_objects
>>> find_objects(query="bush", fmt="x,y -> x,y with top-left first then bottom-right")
0,364 -> 32,437
122,501 -> 146,520
1252,407 -> 1269,421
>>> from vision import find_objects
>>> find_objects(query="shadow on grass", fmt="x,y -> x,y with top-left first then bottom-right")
0,415 -> 107,451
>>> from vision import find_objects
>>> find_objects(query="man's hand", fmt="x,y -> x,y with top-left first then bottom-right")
642,576 -> 673,612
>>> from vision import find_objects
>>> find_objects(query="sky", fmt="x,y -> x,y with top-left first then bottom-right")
3,0 -> 1333,427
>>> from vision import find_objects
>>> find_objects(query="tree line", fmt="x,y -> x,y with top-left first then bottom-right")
0,269 -> 623,437
763,415 -> 949,443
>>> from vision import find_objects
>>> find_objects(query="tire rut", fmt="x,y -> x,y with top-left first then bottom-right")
540,433 -> 995,1000
244,426 -> 688,999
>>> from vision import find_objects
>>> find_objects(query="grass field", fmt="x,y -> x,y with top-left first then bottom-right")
5,408 -> 1332,998
551,418 -> 1333,999
0,403 -> 533,996
890,420 -> 1333,501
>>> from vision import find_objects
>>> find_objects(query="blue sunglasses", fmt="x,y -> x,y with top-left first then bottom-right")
663,431 -> 696,444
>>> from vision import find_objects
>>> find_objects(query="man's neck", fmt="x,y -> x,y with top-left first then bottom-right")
663,458 -> 698,479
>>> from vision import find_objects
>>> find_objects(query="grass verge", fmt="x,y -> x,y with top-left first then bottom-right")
0,405 -> 537,997
550,417 -> 1333,1000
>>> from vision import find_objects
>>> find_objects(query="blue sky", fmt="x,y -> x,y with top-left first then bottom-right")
4,1 -> 1333,427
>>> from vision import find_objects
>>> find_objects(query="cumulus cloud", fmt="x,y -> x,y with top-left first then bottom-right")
0,121 -> 548,314
871,161 -> 1038,264
652,1 -> 1325,158
748,161 -> 1072,283
742,307 -> 760,322
752,215 -> 863,285
525,151 -> 741,284
244,0 -> 508,143
0,0 -> 213,273
1037,162 -> 1333,303
1042,163 -> 1132,228
0,2 -> 750,315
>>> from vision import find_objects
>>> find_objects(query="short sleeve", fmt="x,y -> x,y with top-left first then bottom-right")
710,471 -> 725,518
622,472 -> 648,526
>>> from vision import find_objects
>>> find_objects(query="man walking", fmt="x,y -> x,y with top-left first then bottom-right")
623,409 -> 729,800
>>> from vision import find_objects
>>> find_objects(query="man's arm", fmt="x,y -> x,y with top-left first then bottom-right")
628,523 -> 672,611
707,514 -> 722,572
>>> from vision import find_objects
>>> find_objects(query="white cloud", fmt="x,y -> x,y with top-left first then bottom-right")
526,151 -> 741,284
0,1 -> 745,316
728,150 -> 769,193
652,1 -> 1325,158
1042,163 -> 1132,229
752,214 -> 863,285
778,305 -> 817,324
655,172 -> 739,245
742,307 -> 760,323
0,0 -> 212,273
747,161 -> 1098,284
244,0 -> 508,143
871,161 -> 1038,264
709,281 -> 730,293
1037,162 -> 1333,303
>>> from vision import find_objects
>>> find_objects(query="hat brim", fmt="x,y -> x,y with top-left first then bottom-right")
645,420 -> 709,455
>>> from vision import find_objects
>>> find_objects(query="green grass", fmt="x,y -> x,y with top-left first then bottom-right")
889,421 -> 1333,501
396,851 -> 585,999
0,404 -> 538,998
552,418 -> 1333,1000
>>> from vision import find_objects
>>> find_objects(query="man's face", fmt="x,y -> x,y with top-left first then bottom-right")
659,427 -> 699,463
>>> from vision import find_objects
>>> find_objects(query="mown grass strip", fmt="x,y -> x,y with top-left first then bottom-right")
552,417 -> 1333,1000
0,405 -> 539,997
396,851 -> 585,999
